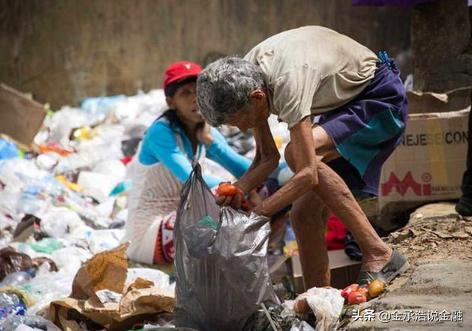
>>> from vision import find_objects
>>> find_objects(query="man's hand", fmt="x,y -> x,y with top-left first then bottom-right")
248,190 -> 266,216
249,117 -> 319,217
215,182 -> 244,209
234,119 -> 280,193
247,188 -> 263,207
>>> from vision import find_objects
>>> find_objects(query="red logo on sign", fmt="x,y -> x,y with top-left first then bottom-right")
381,171 -> 432,196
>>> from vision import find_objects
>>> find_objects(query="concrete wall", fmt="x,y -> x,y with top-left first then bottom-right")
0,0 -> 411,108
411,0 -> 472,91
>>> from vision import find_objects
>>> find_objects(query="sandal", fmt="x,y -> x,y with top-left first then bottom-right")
456,196 -> 472,217
357,249 -> 410,285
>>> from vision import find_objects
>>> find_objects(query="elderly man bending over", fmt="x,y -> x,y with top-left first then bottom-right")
196,26 -> 409,287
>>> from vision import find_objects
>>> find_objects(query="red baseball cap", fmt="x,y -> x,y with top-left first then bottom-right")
163,61 -> 202,92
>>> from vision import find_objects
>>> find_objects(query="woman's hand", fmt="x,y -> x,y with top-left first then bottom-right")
196,122 -> 213,146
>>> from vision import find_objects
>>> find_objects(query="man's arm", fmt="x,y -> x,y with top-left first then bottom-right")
253,117 -> 318,216
205,127 -> 251,178
235,118 -> 280,193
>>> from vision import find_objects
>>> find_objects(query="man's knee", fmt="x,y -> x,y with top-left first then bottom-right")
313,125 -> 335,150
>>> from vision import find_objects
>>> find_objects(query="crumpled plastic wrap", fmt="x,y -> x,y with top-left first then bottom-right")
0,247 -> 33,282
174,163 -> 278,331
304,287 -> 344,331
283,287 -> 344,331
0,314 -> 61,331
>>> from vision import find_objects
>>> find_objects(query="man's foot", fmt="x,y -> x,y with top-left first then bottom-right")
456,196 -> 472,217
360,246 -> 392,273
357,249 -> 409,285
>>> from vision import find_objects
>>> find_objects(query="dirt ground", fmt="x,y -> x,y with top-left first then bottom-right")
341,202 -> 472,330
388,202 -> 472,265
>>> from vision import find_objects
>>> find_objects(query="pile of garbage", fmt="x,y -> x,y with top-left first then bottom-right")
0,90 -> 191,330
0,88 -> 295,329
0,88 -> 371,330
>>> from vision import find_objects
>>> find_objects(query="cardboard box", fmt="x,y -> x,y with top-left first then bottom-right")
0,83 -> 47,145
378,108 -> 469,230
406,86 -> 472,115
291,250 -> 361,292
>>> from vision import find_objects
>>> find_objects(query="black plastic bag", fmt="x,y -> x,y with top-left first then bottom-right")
174,163 -> 278,331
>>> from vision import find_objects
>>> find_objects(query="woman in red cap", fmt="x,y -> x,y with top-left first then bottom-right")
123,61 -> 251,265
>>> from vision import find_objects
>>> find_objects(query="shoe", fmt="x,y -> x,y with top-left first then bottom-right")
357,249 -> 409,285
456,196 -> 472,217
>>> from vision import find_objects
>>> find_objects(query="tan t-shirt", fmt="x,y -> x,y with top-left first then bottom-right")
244,26 -> 378,128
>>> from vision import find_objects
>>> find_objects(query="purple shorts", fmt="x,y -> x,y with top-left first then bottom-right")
318,62 -> 408,197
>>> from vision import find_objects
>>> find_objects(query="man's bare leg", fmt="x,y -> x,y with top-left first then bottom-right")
291,191 -> 330,288
313,163 -> 391,272
287,128 -> 393,273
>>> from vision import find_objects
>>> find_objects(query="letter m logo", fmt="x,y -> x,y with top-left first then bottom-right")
381,171 -> 432,196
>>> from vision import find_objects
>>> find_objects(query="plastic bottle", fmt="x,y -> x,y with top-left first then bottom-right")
80,95 -> 126,118
0,271 -> 32,288
0,315 -> 61,331
0,292 -> 26,319
16,191 -> 46,215
283,222 -> 298,257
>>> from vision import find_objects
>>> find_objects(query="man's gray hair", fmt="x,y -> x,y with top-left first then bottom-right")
197,56 -> 265,126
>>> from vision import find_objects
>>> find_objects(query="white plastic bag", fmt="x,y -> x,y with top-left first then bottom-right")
77,171 -> 118,203
290,321 -> 316,331
39,207 -> 87,239
126,268 -> 174,293
304,287 -> 344,331
87,229 -> 125,254
51,246 -> 92,274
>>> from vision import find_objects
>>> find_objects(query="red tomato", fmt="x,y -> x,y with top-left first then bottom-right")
216,183 -> 240,197
217,183 -> 238,196
348,291 -> 367,305
341,284 -> 359,299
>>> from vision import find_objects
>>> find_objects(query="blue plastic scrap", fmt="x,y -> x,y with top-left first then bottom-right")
0,139 -> 19,160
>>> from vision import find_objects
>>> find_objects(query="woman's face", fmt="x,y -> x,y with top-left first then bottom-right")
167,81 -> 204,125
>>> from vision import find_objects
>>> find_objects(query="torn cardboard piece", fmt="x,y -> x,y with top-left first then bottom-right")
49,279 -> 175,330
378,108 -> 469,230
0,83 -> 47,146
71,243 -> 128,301
407,86 -> 472,114
49,244 -> 175,330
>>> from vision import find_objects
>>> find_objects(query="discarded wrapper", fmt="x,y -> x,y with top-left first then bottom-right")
48,243 -> 175,331
70,243 -> 129,301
